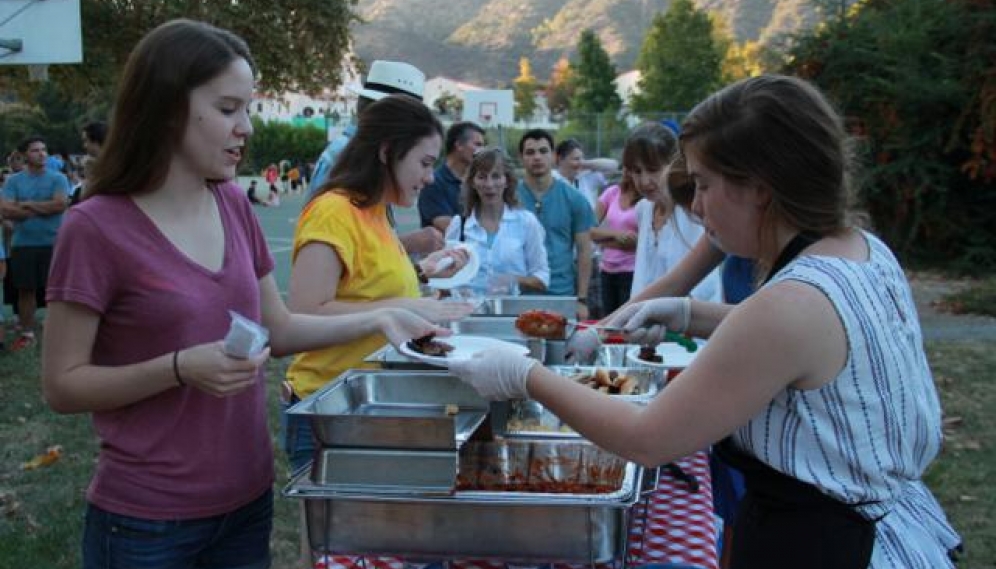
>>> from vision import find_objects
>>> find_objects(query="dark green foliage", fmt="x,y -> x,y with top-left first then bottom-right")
0,0 -> 359,102
244,118 -> 328,175
557,113 -> 630,162
785,0 -> 996,274
631,0 -> 725,113
0,84 -> 100,160
569,30 -> 622,115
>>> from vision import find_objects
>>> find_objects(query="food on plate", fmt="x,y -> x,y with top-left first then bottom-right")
406,333 -> 456,357
514,309 -> 568,340
637,345 -> 664,364
566,368 -> 642,395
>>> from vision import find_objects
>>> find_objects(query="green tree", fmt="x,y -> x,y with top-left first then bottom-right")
434,91 -> 464,118
0,84 -> 93,159
245,118 -> 327,175
569,29 -> 621,115
631,0 -> 724,113
545,56 -> 575,117
513,57 -> 540,122
785,0 -> 996,272
0,0 -> 358,101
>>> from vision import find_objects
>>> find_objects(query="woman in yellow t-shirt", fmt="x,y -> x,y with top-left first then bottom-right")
283,95 -> 473,470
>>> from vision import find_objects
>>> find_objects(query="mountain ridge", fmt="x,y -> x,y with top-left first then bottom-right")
350,0 -> 825,86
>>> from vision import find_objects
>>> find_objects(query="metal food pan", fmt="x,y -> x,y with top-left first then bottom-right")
286,370 -> 489,450
447,316 -> 521,337
285,440 -> 641,563
474,295 -> 578,317
491,367 -> 661,439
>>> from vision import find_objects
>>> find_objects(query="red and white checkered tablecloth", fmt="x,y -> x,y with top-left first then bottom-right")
314,452 -> 718,569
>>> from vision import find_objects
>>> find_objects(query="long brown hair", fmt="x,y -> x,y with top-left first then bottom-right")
86,20 -> 255,198
461,147 -> 519,217
680,75 -> 858,280
314,94 -> 443,209
620,122 -> 678,200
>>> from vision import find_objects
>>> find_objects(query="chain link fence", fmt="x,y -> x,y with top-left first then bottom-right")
479,111 -> 688,164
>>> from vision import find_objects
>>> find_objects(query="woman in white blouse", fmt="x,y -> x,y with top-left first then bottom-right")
627,123 -> 722,303
445,147 -> 550,294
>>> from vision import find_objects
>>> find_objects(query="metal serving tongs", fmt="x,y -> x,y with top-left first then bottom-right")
565,320 -> 627,334
569,321 -> 699,352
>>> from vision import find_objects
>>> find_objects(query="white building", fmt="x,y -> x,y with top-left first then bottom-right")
250,57 -> 363,138
425,76 -> 485,112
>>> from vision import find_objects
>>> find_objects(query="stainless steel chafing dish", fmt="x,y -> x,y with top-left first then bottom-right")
490,366 -> 663,439
284,439 -> 643,563
286,370 -> 490,493
472,295 -> 578,317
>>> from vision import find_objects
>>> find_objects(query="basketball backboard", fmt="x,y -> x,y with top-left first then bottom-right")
463,90 -> 514,127
0,0 -> 82,65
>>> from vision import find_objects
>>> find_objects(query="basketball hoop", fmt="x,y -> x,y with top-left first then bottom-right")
480,113 -> 493,128
27,64 -> 49,82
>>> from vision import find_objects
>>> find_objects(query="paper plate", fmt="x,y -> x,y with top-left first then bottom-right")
398,335 -> 529,368
625,343 -> 698,370
428,243 -> 480,290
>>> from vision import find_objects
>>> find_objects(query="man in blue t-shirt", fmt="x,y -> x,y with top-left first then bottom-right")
0,136 -> 69,350
418,121 -> 485,232
515,129 -> 596,319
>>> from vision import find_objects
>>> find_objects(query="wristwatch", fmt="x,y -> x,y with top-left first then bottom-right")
577,296 -> 588,303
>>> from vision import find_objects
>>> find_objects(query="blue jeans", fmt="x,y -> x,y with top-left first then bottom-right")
82,488 -> 273,569
282,396 -> 317,475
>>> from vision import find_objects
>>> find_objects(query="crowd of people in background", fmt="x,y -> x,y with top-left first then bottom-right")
0,122 -> 104,352
1,17 -> 961,569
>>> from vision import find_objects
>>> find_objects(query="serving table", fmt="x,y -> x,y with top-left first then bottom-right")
308,451 -> 718,569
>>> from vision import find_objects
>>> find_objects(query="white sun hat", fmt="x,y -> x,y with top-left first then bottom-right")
357,60 -> 425,101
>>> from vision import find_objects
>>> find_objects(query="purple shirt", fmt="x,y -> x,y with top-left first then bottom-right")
47,182 -> 275,519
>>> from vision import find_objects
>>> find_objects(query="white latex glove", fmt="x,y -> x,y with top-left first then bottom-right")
616,297 -> 691,346
448,347 -> 539,401
565,328 -> 601,364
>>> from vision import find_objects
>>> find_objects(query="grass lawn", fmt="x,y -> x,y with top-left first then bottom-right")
2,341 -> 993,568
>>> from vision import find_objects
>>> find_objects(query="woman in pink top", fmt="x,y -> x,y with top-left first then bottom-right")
590,178 -> 641,313
40,20 -> 449,569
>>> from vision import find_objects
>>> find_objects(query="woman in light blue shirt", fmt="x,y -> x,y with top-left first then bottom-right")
445,147 -> 549,294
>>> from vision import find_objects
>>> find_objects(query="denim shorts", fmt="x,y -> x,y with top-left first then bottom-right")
82,488 -> 273,569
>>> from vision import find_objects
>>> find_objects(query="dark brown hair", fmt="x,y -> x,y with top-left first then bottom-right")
680,74 -> 857,279
620,122 -> 678,201
86,20 -> 255,198
461,147 -> 519,217
666,154 -> 695,210
315,94 -> 443,209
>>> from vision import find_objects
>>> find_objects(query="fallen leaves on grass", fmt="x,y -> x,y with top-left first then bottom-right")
20,445 -> 63,470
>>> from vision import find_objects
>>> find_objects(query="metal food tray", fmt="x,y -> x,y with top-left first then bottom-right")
490,366 -> 662,440
285,370 -> 489,450
473,295 -> 578,317
285,439 -> 642,563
